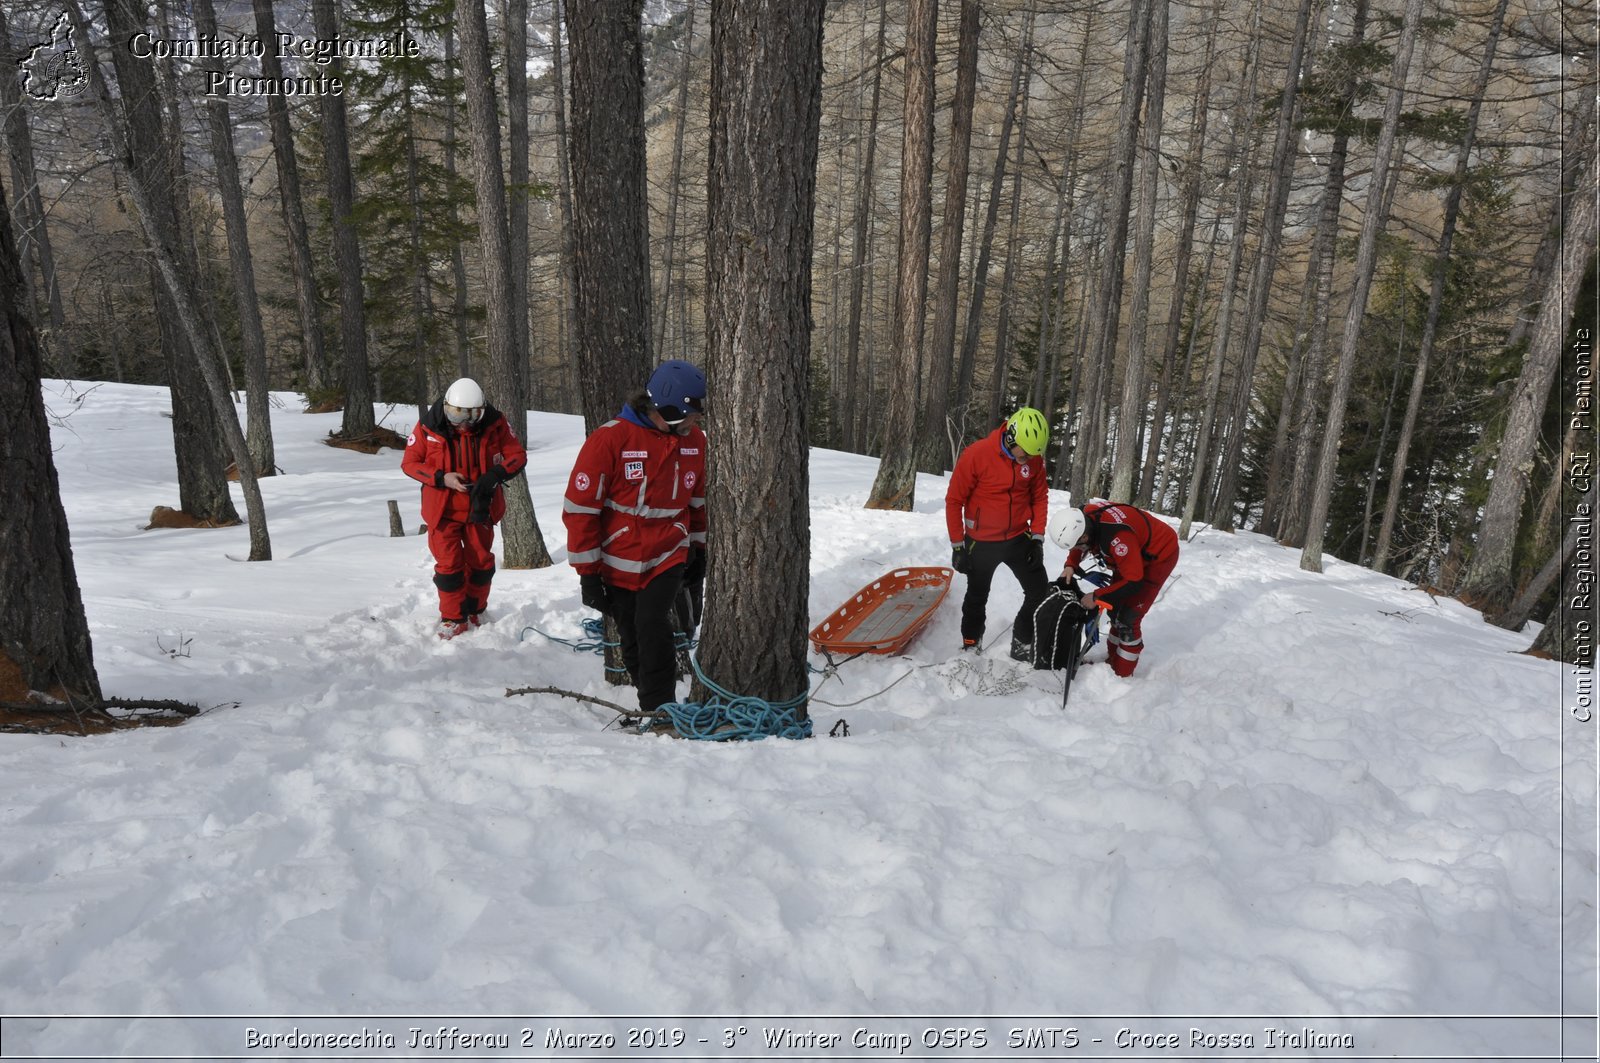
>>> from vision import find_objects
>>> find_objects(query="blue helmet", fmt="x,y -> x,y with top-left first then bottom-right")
647,359 -> 706,424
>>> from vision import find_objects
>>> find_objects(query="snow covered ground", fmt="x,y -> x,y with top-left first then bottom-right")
1,380 -> 1594,1061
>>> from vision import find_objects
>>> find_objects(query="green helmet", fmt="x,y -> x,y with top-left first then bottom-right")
1003,407 -> 1050,457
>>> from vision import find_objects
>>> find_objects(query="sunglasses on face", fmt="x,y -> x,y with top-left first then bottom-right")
655,397 -> 705,425
444,403 -> 483,425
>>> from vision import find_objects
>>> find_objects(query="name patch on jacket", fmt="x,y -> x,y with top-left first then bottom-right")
624,461 -> 645,481
622,450 -> 649,459
680,448 -> 701,456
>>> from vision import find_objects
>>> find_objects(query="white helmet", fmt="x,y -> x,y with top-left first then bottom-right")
1048,506 -> 1086,549
443,378 -> 485,424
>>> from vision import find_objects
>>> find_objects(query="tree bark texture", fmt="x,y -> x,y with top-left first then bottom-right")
0,4 -> 71,375
311,0 -> 375,435
0,169 -> 102,707
565,0 -> 653,434
1458,141 -> 1598,610
1138,0 -> 1218,508
1109,0 -> 1168,503
954,18 -> 1026,450
1178,11 -> 1263,540
77,0 -> 271,559
1208,0 -> 1316,529
194,0 -> 275,477
1299,0 -> 1426,573
653,0 -> 698,364
459,0 -> 551,570
251,0 -> 329,394
1372,0 -> 1511,570
917,0 -> 981,475
701,0 -> 826,715
866,0 -> 938,512
505,0 -> 532,401
443,24 -> 473,380
842,0 -> 889,454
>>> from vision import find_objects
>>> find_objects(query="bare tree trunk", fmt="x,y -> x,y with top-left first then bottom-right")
1373,0 -> 1511,571
564,0 -> 653,432
1138,0 -> 1218,508
865,0 -> 939,511
1458,142 -> 1598,609
1300,0 -> 1426,573
699,0 -> 825,717
654,0 -> 697,362
1034,7 -> 1098,422
443,24 -> 472,381
0,169 -> 102,708
841,0 -> 887,454
0,4 -> 71,375
953,16 -> 1027,445
1208,0 -> 1317,530
193,0 -> 274,477
917,0 -> 980,474
459,0 -> 551,570
252,0 -> 328,393
1178,7 -> 1263,540
312,0 -> 375,434
1359,314 -> 1408,563
1109,0 -> 1168,502
74,0 -> 270,560
505,0 -> 532,400
399,21 -> 432,407
1079,0 -> 1151,497
550,0 -> 582,408
985,19 -> 1034,432
1508,93 -> 1596,353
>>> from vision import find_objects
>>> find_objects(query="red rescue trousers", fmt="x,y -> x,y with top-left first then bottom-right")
429,519 -> 497,622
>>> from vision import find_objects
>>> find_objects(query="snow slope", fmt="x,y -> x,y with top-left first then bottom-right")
1,381 -> 1593,1060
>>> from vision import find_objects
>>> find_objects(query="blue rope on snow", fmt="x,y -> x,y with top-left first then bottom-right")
526,614 -> 810,740
652,650 -> 813,742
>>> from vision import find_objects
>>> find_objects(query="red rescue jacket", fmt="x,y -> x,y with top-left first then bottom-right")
1065,500 -> 1180,598
563,405 -> 707,591
944,426 -> 1047,544
401,403 -> 528,527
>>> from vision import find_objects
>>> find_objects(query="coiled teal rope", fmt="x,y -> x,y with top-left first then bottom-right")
655,649 -> 813,741
526,617 -> 809,740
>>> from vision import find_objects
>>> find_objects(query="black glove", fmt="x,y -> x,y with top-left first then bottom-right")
682,546 -> 706,584
1026,536 -> 1044,567
951,540 -> 970,574
579,574 -> 612,616
467,468 -> 505,523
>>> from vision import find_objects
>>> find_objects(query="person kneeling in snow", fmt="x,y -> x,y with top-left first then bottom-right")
401,377 -> 528,639
1049,500 -> 1178,677
563,360 -> 708,713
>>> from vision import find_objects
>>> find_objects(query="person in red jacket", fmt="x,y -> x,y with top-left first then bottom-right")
401,377 -> 529,639
563,360 -> 708,713
945,407 -> 1052,659
1050,499 -> 1179,677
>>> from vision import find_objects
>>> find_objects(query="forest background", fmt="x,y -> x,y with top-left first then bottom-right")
1,0 -> 1595,702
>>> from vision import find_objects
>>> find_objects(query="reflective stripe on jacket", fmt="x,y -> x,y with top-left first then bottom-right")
1065,501 -> 1180,599
563,406 -> 707,591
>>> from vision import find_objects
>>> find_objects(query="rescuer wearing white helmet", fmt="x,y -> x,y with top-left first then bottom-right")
401,378 -> 528,639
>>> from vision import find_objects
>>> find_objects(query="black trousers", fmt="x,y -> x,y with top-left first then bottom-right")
960,534 -> 1050,644
609,563 -> 686,712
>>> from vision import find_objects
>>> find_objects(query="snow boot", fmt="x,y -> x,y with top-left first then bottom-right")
437,618 -> 470,640
1009,636 -> 1033,663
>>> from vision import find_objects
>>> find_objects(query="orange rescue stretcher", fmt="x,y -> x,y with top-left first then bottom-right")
808,566 -> 954,656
